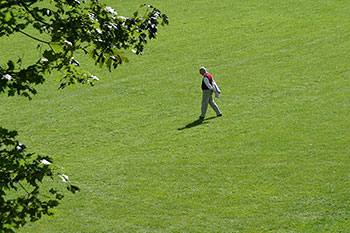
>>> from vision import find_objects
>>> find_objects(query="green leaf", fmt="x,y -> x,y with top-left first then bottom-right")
4,11 -> 12,22
50,42 -> 63,53
107,57 -> 113,70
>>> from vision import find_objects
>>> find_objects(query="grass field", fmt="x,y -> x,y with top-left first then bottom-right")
1,0 -> 350,232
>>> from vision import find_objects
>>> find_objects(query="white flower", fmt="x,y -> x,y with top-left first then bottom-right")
105,6 -> 117,15
2,74 -> 13,81
107,23 -> 118,30
90,75 -> 99,81
110,23 -> 118,29
40,159 -> 51,165
64,40 -> 73,46
95,28 -> 102,35
59,174 -> 69,183
88,13 -> 97,21
69,59 -> 80,66
16,143 -> 25,151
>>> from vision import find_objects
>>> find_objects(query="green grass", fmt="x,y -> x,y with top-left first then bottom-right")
1,0 -> 350,232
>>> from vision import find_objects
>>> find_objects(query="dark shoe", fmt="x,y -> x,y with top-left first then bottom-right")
199,116 -> 205,120
217,114 -> 222,117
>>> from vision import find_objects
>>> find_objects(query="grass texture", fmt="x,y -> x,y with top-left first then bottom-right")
1,0 -> 349,232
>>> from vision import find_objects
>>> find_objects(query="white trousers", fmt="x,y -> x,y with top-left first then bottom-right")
201,90 -> 221,118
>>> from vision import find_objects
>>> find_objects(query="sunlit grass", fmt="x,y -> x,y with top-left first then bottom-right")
1,0 -> 349,232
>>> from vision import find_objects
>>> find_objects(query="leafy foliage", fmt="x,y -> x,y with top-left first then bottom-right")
0,127 -> 79,232
0,0 -> 168,231
0,0 -> 168,98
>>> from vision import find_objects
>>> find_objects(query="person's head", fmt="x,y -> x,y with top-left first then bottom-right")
199,67 -> 206,75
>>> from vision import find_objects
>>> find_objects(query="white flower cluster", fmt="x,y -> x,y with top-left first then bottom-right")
105,6 -> 117,15
40,159 -> 51,165
2,74 -> 13,81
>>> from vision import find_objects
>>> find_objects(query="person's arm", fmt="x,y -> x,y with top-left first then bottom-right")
204,77 -> 214,90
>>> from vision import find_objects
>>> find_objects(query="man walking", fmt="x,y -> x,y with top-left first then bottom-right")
199,67 -> 222,119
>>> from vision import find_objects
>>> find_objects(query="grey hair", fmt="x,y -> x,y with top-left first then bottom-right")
199,66 -> 206,72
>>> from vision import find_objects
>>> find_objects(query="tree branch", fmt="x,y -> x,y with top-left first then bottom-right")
18,0 -> 50,26
0,0 -> 35,10
17,29 -> 50,44
18,181 -> 31,196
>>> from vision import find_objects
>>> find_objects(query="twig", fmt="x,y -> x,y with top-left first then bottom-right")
18,0 -> 50,26
18,182 -> 30,196
17,30 -> 50,44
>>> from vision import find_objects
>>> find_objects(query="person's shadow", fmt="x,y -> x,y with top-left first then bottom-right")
177,117 -> 216,130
